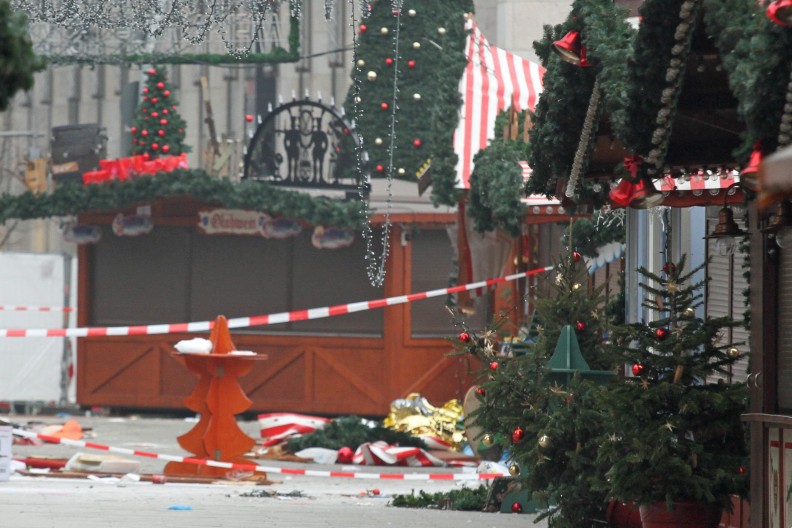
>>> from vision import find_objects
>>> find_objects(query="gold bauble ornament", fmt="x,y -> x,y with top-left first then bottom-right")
727,347 -> 741,359
356,59 -> 366,68
684,307 -> 695,318
354,96 -> 362,104
573,283 -> 581,290
481,433 -> 494,447
508,463 -> 520,476
437,27 -> 447,35
413,93 -> 421,101
413,41 -> 421,49
380,27 -> 389,35
538,434 -> 550,448
374,137 -> 383,146
398,168 -> 406,175
367,71 -> 377,81
408,9 -> 416,16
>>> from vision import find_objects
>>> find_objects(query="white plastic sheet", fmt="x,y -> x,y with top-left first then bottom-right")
0,252 -> 76,402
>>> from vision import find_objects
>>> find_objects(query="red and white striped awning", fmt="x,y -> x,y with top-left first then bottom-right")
453,19 -> 544,189
518,161 -> 565,215
655,170 -> 743,207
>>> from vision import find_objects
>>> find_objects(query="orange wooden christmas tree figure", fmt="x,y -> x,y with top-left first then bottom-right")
166,315 -> 267,477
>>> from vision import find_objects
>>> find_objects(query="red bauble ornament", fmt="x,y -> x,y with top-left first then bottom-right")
512,502 -> 523,513
156,81 -> 165,90
159,118 -> 168,125
512,427 -> 525,443
151,143 -> 159,150
575,321 -> 586,332
163,90 -> 170,97
413,138 -> 422,148
162,145 -> 170,153
475,387 -> 486,397
158,130 -> 165,136
148,68 -> 156,75
151,97 -> 158,104
572,251 -> 582,263
172,105 -> 177,110
376,164 -> 385,172
407,60 -> 416,68
143,153 -> 150,161
130,126 -> 137,134
163,109 -> 169,115
143,87 -> 149,94
631,363 -> 645,376
359,24 -> 367,33
380,102 -> 389,110
132,139 -> 138,145
245,114 -> 254,122
141,130 -> 149,136
343,127 -> 350,135
662,262 -> 676,273
489,361 -> 499,371
178,128 -> 183,133
458,331 -> 471,342
337,446 -> 354,464
739,466 -> 746,474
655,327 -> 669,341
385,57 -> 394,66
151,111 -> 159,118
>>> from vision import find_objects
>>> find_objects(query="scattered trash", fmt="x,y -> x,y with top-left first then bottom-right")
167,505 -> 193,511
151,474 -> 167,484
117,473 -> 141,486
225,469 -> 254,481
239,489 -> 306,499
65,452 -> 140,474
0,422 -> 11,482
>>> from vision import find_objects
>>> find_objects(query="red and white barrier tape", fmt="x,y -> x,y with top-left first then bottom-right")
0,266 -> 552,338
0,305 -> 73,312
11,428 -> 505,481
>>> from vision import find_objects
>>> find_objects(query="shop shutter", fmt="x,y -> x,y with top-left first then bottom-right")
777,248 -> 792,410
706,212 -> 749,383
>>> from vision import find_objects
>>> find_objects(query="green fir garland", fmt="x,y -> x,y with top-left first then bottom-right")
0,0 -> 45,110
0,170 -> 366,228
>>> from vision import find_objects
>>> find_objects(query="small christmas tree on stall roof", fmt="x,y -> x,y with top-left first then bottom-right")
596,256 -> 748,522
456,251 -> 616,525
130,67 -> 190,159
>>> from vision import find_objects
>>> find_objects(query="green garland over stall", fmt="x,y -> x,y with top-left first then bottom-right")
525,0 -> 634,206
0,170 -> 366,229
702,0 -> 792,160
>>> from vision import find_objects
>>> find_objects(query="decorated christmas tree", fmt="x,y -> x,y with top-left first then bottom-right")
130,67 -> 190,158
596,256 -> 748,519
457,251 -> 615,525
343,0 -> 472,205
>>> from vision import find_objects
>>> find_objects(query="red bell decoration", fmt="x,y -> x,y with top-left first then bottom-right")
609,178 -> 635,208
552,31 -> 589,67
739,143 -> 763,190
767,0 -> 792,26
512,427 -> 525,443
655,327 -> 669,341
458,331 -> 471,342
631,363 -> 645,376
630,176 -> 664,209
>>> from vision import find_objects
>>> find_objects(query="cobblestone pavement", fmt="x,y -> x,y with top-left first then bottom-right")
2,415 -> 549,528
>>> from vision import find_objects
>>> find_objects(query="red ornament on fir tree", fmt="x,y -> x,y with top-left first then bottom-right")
655,327 -> 669,341
163,109 -> 169,115
163,90 -> 170,97
151,143 -> 159,150
156,81 -> 165,90
141,130 -> 149,136
158,130 -> 165,136
143,87 -> 149,94
631,363 -> 645,376
385,57 -> 394,66
489,361 -> 499,371
662,262 -> 676,273
148,68 -> 156,75
512,427 -> 525,443
407,60 -> 416,68
130,126 -> 137,134
178,128 -> 183,133
413,139 -> 422,148
151,111 -> 159,118
475,387 -> 485,396
245,114 -> 254,122
359,24 -> 367,33
458,331 -> 471,342
151,97 -> 158,104
380,102 -> 389,110
160,119 -> 168,125
575,321 -> 586,332
512,503 -> 523,513
162,145 -> 170,153
376,164 -> 385,172
572,251 -> 582,262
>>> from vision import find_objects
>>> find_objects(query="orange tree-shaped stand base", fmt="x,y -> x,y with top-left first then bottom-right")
165,315 -> 267,478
